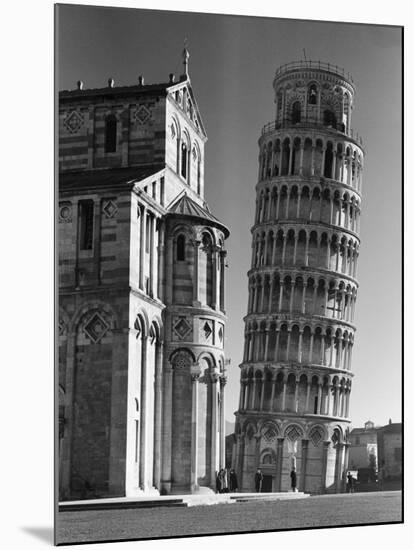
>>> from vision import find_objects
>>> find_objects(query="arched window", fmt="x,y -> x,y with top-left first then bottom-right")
292,101 -> 301,124
323,110 -> 337,129
177,234 -> 186,261
105,114 -> 117,153
181,142 -> 188,179
308,84 -> 317,105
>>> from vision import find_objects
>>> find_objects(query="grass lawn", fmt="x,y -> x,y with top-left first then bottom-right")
56,490 -> 402,545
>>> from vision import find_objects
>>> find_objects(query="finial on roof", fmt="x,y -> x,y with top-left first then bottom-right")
138,75 -> 144,86
108,78 -> 115,88
182,39 -> 190,78
77,80 -> 84,90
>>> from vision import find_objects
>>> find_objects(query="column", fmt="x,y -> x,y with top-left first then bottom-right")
264,329 -> 270,362
193,240 -> 201,305
219,375 -> 227,468
329,336 -> 334,367
160,363 -> 173,493
191,371 -> 200,490
268,276 -> 275,314
139,204 -> 146,290
238,379 -> 245,410
149,214 -> 156,297
219,250 -> 227,312
278,281 -> 284,311
289,281 -> 295,312
299,143 -> 305,176
139,335 -> 148,490
301,282 -> 307,314
335,443 -> 345,492
271,233 -> 277,265
317,384 -> 322,414
321,146 -> 326,175
281,379 -> 287,411
260,377 -> 265,410
321,441 -> 330,493
274,328 -> 280,361
294,377 -> 299,412
275,192 -> 280,220
212,246 -> 220,310
281,235 -> 287,264
304,236 -> 309,266
236,434 -> 245,491
293,235 -> 298,265
298,329 -> 303,363
286,328 -> 292,361
210,373 -> 219,485
276,438 -> 284,491
153,342 -> 163,489
312,284 -> 318,315
270,376 -> 276,410
311,146 -> 315,176
309,332 -> 314,363
288,142 -> 293,175
305,382 -> 311,412
165,235 -> 173,304
157,221 -> 165,302
296,190 -> 302,218
326,382 -> 332,416
332,151 -> 337,180
300,440 -> 309,491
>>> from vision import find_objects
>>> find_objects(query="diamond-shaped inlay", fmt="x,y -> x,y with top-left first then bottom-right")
286,425 -> 302,442
310,428 -> 323,447
218,326 -> 224,343
203,321 -> 212,340
59,320 -> 65,337
331,430 -> 339,446
263,428 -> 276,442
135,104 -> 151,125
173,317 -> 191,340
64,110 -> 84,134
102,199 -> 118,219
84,313 -> 109,343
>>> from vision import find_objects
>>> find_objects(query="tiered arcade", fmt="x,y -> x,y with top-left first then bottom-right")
233,61 -> 364,494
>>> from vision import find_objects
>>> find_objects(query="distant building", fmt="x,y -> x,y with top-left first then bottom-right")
348,420 -> 378,482
377,421 -> 402,480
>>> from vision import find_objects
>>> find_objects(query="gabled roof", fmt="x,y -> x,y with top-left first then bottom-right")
167,192 -> 229,237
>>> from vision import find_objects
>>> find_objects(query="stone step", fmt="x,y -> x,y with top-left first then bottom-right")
59,498 -> 186,512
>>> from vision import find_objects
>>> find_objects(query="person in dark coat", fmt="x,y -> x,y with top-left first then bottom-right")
255,468 -> 263,492
290,467 -> 297,492
229,469 -> 238,492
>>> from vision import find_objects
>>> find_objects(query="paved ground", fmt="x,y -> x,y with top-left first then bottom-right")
56,490 -> 402,545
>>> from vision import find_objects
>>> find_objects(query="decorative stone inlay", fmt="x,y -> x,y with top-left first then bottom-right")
59,203 -> 72,223
134,318 -> 142,338
218,326 -> 224,343
331,430 -> 340,446
170,123 -> 176,138
58,320 -> 65,337
102,199 -> 118,219
173,350 -> 192,370
203,321 -> 213,340
84,312 -> 109,343
309,428 -> 323,447
286,425 -> 302,442
173,317 -> 191,340
263,427 -> 277,442
135,104 -> 152,125
64,110 -> 84,134
149,325 -> 156,345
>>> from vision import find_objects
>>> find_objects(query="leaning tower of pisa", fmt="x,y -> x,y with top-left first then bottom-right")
233,61 -> 364,494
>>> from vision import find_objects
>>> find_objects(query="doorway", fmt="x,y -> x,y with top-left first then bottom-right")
262,475 -> 273,492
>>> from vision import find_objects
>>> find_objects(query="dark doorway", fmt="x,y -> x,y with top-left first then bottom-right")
262,475 -> 273,492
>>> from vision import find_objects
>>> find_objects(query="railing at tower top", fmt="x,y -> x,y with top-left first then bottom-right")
261,119 -> 363,146
274,60 -> 354,84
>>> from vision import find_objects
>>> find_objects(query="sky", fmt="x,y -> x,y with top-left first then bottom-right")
57,4 -> 402,429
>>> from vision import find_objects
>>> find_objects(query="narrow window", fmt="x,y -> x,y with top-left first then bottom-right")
314,395 -> 318,414
197,160 -> 201,194
292,101 -> 301,124
152,181 -> 156,200
160,176 -> 165,206
105,114 -> 117,153
79,200 -> 94,250
323,110 -> 337,129
308,84 -> 317,105
181,142 -> 188,179
177,234 -> 186,261
145,214 -> 150,253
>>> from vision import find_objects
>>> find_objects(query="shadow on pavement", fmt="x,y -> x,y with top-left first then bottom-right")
21,526 -> 54,544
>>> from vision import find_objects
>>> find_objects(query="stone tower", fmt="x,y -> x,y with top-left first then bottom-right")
233,61 -> 364,494
58,51 -> 229,500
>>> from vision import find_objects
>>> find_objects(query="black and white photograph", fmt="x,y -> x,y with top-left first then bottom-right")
54,2 -> 403,545
3,1 -> 409,548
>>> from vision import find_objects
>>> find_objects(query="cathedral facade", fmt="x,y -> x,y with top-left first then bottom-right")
233,61 -> 364,494
58,52 -> 229,500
